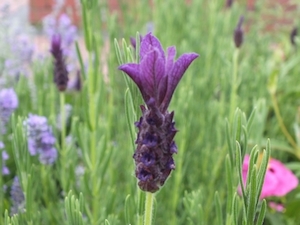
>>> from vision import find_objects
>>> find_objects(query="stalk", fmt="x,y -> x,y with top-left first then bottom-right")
229,49 -> 239,122
59,92 -> 67,191
144,192 -> 154,225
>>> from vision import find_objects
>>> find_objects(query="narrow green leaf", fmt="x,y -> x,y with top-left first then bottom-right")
246,165 -> 257,225
75,41 -> 86,79
214,191 -> 223,225
225,155 -> 233,214
256,199 -> 267,225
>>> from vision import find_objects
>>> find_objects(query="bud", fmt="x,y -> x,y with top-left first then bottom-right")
234,16 -> 244,48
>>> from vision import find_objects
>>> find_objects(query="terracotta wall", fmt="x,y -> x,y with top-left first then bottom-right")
29,0 -> 80,25
29,0 -> 297,29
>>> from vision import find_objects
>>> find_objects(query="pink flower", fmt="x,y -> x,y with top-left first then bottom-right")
268,202 -> 284,212
241,154 -> 298,199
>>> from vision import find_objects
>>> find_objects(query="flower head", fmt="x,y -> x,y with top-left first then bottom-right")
0,142 -> 10,175
290,27 -> 298,46
241,154 -> 298,199
119,33 -> 198,192
119,33 -> 199,112
0,88 -> 18,134
24,114 -> 57,164
10,176 -> 25,215
234,16 -> 244,48
226,0 -> 233,8
50,34 -> 69,91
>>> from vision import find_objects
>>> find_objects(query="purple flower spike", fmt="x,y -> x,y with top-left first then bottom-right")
119,33 -> 198,192
24,114 -> 57,164
0,142 -> 10,175
10,176 -> 25,215
0,88 -> 18,134
234,16 -> 244,48
50,34 -> 69,91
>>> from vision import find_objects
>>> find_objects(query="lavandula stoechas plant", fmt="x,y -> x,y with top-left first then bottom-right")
24,114 -> 57,164
0,88 -> 18,134
119,33 -> 198,193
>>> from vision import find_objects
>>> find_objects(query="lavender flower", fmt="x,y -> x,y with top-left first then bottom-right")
119,33 -> 198,192
0,142 -> 10,175
51,34 -> 69,91
234,16 -> 244,48
290,27 -> 297,46
10,176 -> 25,215
43,13 -> 77,57
24,114 -> 57,164
226,0 -> 233,8
0,88 -> 18,134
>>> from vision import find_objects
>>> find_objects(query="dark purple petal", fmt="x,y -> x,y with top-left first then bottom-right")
140,49 -> 165,102
118,63 -> 150,101
140,33 -> 165,61
157,75 -> 168,106
161,53 -> 199,111
165,46 -> 176,72
118,64 -> 140,85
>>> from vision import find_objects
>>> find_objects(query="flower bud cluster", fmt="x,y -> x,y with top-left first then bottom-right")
134,101 -> 177,192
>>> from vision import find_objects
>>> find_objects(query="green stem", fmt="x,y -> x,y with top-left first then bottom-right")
229,49 -> 240,122
59,92 -> 67,191
270,93 -> 300,158
144,192 -> 154,225
91,130 -> 98,225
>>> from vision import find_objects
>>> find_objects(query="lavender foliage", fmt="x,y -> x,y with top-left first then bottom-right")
119,33 -> 198,192
10,176 -> 25,215
0,88 -> 18,134
24,114 -> 57,164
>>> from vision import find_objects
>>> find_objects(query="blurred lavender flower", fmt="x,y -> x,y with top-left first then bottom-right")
0,142 -> 10,175
234,16 -> 244,48
226,0 -> 233,8
51,34 -> 69,91
10,176 -> 25,215
290,27 -> 297,46
119,33 -> 198,192
0,88 -> 18,134
43,13 -> 77,57
24,114 -> 57,164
